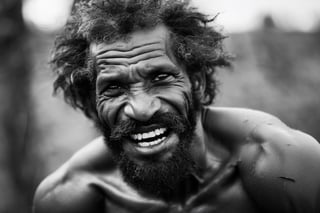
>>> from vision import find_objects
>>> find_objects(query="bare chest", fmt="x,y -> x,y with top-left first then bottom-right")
98,166 -> 260,213
104,180 -> 258,213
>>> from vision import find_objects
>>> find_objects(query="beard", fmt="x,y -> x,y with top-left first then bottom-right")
96,102 -> 198,200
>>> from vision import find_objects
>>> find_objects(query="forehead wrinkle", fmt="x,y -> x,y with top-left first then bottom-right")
95,40 -> 167,69
96,47 -> 164,63
95,41 -> 164,60
91,25 -> 170,58
97,50 -> 165,68
93,25 -> 183,79
96,41 -> 162,56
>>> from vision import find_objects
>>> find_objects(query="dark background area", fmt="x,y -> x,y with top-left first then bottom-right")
0,1 -> 319,212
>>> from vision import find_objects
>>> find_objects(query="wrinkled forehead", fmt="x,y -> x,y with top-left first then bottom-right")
90,25 -> 173,59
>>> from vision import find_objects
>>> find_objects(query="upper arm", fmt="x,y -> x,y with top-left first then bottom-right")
33,166 -> 105,213
239,124 -> 320,213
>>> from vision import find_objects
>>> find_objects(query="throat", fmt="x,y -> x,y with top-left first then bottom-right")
162,173 -> 201,203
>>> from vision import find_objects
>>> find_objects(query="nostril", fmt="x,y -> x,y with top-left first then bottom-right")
124,97 -> 161,121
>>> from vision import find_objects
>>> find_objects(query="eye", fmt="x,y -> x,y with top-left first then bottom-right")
151,73 -> 173,83
103,83 -> 125,97
107,84 -> 121,90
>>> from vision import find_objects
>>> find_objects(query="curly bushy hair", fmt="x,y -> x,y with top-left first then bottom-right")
51,0 -> 231,121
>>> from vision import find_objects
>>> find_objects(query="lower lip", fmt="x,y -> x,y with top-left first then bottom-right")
125,132 -> 179,156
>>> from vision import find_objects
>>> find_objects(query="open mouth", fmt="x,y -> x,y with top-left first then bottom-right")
129,127 -> 170,148
123,126 -> 179,158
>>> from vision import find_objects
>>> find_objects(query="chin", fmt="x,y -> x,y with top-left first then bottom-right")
118,134 -> 196,199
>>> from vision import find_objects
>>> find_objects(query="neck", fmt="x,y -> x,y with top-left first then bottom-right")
162,172 -> 202,203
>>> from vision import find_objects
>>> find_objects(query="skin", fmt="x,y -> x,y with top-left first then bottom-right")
93,26 -> 198,164
33,25 -> 320,213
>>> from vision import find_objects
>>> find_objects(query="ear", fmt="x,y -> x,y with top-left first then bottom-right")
191,71 -> 206,104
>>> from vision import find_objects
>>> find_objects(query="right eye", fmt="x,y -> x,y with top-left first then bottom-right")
103,83 -> 125,97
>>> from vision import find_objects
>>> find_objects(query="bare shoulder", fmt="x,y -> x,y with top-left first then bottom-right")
237,117 -> 320,212
33,137 -> 115,213
203,107 -> 320,211
202,106 -> 286,139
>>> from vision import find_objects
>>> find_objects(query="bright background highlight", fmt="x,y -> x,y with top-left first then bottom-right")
22,0 -> 320,33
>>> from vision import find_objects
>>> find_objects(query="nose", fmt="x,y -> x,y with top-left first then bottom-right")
124,93 -> 161,122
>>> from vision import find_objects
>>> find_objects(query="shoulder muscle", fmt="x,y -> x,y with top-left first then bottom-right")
239,124 -> 320,213
33,137 -> 109,213
33,164 -> 104,213
203,107 -> 286,141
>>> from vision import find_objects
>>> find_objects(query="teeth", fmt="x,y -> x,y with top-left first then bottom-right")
137,136 -> 167,147
149,131 -> 156,138
142,133 -> 148,139
155,129 -> 161,135
130,128 -> 167,141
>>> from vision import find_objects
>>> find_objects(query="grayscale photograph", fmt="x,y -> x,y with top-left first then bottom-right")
1,0 -> 320,212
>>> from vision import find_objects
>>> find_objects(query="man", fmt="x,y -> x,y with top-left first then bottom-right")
33,0 -> 320,212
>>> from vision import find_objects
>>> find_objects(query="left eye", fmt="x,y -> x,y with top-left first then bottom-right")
152,73 -> 172,82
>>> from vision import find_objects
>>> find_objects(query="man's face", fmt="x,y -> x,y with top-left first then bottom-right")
91,25 -> 199,197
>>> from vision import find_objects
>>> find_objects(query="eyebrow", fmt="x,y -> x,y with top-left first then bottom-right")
145,66 -> 179,75
97,63 -> 179,82
97,65 -> 122,75
96,70 -> 128,89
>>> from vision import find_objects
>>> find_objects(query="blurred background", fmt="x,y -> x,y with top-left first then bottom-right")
0,0 -> 319,212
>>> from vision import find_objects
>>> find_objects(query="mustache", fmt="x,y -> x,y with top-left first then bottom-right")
109,112 -> 192,142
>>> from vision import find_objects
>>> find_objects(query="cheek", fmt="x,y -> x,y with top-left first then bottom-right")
157,85 -> 192,118
96,97 -> 126,127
